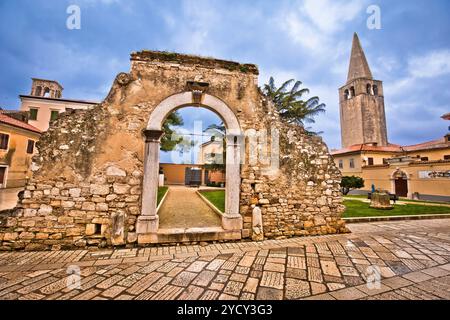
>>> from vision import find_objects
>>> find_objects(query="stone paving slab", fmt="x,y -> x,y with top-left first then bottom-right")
0,219 -> 450,300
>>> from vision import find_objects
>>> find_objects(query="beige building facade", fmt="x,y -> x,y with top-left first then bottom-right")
333,34 -> 450,202
0,111 -> 41,188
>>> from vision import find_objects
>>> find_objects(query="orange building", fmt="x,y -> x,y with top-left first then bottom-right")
0,111 -> 41,188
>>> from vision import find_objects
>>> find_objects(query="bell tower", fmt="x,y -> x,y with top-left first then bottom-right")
30,78 -> 63,99
339,33 -> 388,148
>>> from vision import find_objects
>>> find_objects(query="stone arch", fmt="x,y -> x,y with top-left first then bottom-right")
137,92 -> 244,238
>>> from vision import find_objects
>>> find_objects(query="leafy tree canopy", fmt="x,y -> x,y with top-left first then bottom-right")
341,176 -> 365,195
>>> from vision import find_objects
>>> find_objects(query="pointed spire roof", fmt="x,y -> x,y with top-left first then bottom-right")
347,33 -> 373,83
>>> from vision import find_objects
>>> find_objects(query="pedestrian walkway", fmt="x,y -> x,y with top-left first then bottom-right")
0,219 -> 450,300
158,186 -> 221,229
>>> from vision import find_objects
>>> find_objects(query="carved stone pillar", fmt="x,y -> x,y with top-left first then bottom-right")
137,129 -> 164,234
222,134 -> 243,230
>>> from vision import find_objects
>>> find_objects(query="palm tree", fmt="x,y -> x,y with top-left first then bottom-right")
263,77 -> 326,130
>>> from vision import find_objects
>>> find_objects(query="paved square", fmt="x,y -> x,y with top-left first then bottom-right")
0,219 -> 450,300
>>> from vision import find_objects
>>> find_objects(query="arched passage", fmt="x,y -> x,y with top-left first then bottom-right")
136,92 -> 243,237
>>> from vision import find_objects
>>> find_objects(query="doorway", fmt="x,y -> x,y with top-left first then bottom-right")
395,177 -> 408,197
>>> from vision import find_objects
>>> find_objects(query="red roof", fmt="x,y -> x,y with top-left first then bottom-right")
403,137 -> 449,152
442,112 -> 450,120
0,111 -> 42,134
332,138 -> 450,156
331,143 -> 402,155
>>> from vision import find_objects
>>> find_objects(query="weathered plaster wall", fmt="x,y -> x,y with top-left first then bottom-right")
0,51 -> 346,250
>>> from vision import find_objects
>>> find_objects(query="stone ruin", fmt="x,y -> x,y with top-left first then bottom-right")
0,51 -> 347,251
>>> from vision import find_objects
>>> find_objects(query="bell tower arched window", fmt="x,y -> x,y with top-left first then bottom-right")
344,89 -> 349,100
35,86 -> 42,96
373,85 -> 378,96
350,87 -> 355,98
366,84 -> 372,95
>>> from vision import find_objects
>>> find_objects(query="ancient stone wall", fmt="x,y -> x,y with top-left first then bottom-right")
0,51 -> 346,251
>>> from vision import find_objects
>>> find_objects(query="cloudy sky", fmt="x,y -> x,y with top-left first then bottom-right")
1,0 -> 449,152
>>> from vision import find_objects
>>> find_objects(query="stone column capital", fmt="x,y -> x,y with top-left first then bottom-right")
143,129 -> 164,143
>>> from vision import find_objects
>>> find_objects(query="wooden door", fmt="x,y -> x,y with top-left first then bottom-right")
395,178 -> 408,197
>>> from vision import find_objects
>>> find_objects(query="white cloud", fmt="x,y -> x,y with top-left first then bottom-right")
387,49 -> 450,98
408,49 -> 450,78
302,0 -> 364,34
159,0 -> 221,56
278,0 -> 367,55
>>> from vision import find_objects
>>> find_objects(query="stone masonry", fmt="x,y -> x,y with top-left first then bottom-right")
0,51 -> 347,250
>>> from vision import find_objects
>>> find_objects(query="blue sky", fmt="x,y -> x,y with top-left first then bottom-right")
1,0 -> 450,152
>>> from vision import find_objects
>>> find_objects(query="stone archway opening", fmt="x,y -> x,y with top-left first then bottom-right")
157,106 -> 225,230
136,91 -> 244,244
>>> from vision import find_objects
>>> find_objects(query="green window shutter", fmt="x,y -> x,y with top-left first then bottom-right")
29,108 -> 38,120
50,111 -> 59,121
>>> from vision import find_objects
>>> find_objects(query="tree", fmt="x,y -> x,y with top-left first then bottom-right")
160,112 -> 184,152
262,77 -> 326,130
340,176 -> 365,195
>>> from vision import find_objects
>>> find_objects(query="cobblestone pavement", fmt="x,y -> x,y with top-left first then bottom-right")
1,219 -> 450,300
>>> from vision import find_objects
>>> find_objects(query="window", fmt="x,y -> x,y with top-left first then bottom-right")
383,158 -> 388,165
344,89 -> 349,100
368,157 -> 374,166
420,157 -> 429,162
35,86 -> 42,96
366,84 -> 372,94
43,87 -> 50,97
338,160 -> 343,169
29,108 -> 38,121
26,140 -> 35,154
0,133 -> 9,150
444,155 -> 450,160
50,110 -> 59,121
373,85 -> 378,96
350,87 -> 355,98
349,158 -> 355,168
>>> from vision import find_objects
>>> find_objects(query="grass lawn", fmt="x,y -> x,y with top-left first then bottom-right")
343,200 -> 450,218
196,190 -> 450,218
199,190 -> 225,213
345,194 -> 450,205
157,187 -> 169,206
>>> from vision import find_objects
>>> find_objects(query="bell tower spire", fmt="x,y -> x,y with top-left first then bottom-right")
347,33 -> 373,83
339,33 -> 388,148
